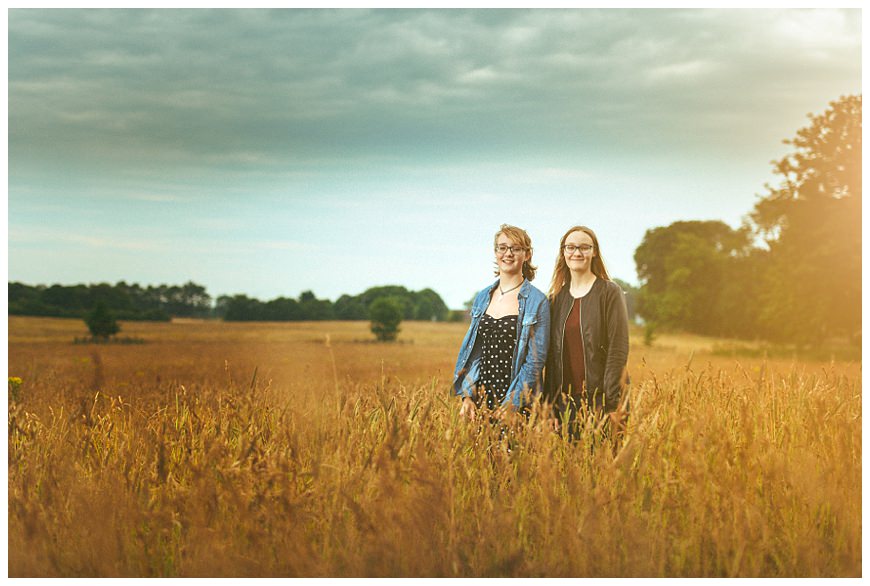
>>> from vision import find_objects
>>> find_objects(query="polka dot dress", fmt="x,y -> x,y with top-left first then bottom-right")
476,313 -> 518,409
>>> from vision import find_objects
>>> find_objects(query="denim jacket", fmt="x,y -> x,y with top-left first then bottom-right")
452,279 -> 550,408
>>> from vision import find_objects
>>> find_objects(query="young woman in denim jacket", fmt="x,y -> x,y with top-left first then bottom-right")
543,225 -> 630,435
452,224 -> 550,420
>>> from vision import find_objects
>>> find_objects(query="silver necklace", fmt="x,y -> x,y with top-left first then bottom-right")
499,281 -> 522,296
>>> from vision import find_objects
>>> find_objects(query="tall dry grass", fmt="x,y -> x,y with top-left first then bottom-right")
7,317 -> 861,577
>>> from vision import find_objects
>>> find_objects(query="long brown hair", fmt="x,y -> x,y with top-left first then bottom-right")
493,224 -> 537,281
547,225 -> 611,300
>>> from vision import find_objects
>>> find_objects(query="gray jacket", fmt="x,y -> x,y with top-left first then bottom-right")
543,278 -> 630,413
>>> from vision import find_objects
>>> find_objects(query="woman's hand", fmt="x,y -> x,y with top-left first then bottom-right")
608,409 -> 627,437
549,416 -> 561,433
459,397 -> 477,421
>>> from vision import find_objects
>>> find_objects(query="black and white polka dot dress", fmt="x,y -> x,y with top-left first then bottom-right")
476,313 -> 518,409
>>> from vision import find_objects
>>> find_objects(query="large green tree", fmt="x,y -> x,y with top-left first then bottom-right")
750,95 -> 861,343
635,220 -> 754,336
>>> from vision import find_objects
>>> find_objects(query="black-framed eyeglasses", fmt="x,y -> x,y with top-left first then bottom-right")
562,244 -> 594,255
495,244 -> 527,255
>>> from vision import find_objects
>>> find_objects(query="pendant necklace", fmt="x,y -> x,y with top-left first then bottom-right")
499,281 -> 522,297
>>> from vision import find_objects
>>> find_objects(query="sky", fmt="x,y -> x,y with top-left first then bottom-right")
7,8 -> 863,309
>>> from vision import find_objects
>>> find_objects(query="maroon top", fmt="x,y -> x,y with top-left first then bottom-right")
562,297 -> 585,398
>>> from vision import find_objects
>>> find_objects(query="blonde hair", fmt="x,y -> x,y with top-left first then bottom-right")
493,224 -> 537,281
547,225 -> 611,299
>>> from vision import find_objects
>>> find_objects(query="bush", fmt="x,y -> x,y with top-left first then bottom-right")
85,302 -> 120,340
369,297 -> 403,342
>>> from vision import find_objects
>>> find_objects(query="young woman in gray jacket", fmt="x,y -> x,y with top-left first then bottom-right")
543,225 -> 630,435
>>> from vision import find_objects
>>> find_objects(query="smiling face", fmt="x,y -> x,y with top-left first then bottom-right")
494,233 -> 528,278
562,229 -> 596,274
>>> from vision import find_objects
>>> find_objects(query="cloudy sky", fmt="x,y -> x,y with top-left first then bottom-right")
8,8 -> 862,308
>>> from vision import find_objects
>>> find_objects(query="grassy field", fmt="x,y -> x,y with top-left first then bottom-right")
7,316 -> 861,577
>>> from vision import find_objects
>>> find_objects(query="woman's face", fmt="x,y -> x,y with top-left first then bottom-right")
562,230 -> 596,273
494,233 -> 528,277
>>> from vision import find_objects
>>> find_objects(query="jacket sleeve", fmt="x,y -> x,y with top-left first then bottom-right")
453,322 -> 476,398
602,283 -> 630,412
453,288 -> 486,398
504,297 -> 550,408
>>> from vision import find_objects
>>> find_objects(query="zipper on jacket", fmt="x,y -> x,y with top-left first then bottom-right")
558,295 -> 570,393
578,298 -> 590,401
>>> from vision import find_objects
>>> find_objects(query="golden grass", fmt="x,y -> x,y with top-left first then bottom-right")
7,317 -> 861,577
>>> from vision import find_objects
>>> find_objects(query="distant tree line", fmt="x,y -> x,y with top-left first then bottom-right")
216,285 -> 449,322
635,95 -> 861,346
8,281 -> 211,321
9,280 -> 451,323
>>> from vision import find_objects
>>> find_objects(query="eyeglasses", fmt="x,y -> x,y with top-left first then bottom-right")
495,244 -> 527,255
562,244 -> 594,255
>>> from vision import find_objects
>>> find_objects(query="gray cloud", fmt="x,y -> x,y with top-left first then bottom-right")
10,8 -> 860,181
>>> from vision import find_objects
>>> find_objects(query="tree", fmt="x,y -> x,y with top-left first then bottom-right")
264,297 -> 302,321
213,295 -> 233,319
334,294 -> 368,320
634,220 -> 753,335
85,302 -> 120,340
414,296 -> 436,321
413,288 -> 449,321
360,285 -> 414,319
222,295 -> 264,321
179,281 -> 212,317
298,290 -> 335,320
369,297 -> 403,342
89,282 -> 132,312
750,95 -> 861,343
